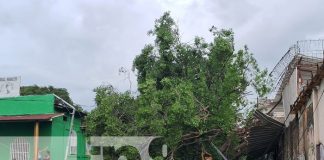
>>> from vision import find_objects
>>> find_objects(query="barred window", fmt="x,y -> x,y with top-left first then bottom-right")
10,137 -> 30,160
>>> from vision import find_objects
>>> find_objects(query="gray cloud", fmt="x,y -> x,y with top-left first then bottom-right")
0,0 -> 324,109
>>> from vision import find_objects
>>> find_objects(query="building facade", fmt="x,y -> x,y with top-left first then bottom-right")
0,94 -> 89,160
248,40 -> 324,159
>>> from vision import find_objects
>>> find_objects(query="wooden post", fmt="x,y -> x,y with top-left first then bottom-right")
34,121 -> 39,160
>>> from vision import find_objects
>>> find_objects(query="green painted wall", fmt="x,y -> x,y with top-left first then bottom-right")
50,115 -> 89,160
0,122 -> 52,159
0,95 -> 55,115
0,117 -> 89,160
0,95 -> 89,160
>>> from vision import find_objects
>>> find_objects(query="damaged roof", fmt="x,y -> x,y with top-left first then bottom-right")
247,110 -> 284,159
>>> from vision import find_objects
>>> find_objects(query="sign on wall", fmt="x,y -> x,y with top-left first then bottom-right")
0,77 -> 20,98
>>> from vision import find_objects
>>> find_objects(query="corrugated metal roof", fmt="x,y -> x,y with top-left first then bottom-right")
0,113 -> 64,121
247,110 -> 284,159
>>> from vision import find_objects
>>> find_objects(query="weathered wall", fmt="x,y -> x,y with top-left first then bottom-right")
311,78 -> 324,158
282,97 -> 316,159
283,68 -> 298,126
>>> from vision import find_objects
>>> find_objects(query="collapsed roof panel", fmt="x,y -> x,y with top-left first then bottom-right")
247,110 -> 284,159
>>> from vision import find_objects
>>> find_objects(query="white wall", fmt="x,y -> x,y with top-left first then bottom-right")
282,68 -> 298,126
315,79 -> 324,144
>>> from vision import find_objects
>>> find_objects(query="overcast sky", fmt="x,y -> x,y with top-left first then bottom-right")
1,0 -> 324,110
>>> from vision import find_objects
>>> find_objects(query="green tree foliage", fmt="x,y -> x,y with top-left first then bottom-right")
20,85 -> 85,112
86,85 -> 137,136
87,12 -> 271,159
21,85 -> 73,104
86,85 -> 139,159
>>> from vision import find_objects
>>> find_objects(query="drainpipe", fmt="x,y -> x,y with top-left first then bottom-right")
65,109 -> 75,160
53,94 -> 76,160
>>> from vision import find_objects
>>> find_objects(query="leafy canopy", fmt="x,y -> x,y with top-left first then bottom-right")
21,85 -> 85,111
21,85 -> 73,104
87,12 -> 271,159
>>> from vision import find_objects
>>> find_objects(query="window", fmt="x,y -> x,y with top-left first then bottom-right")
10,137 -> 30,160
69,130 -> 77,155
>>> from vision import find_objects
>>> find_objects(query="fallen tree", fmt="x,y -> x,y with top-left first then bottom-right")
86,12 -> 271,159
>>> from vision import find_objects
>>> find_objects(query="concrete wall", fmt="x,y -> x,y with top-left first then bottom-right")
0,116 -> 89,160
282,68 -> 298,126
0,121 -> 52,159
281,78 -> 324,159
282,103 -> 316,160
50,114 -> 88,160
314,79 -> 324,157
0,95 -> 89,160
0,95 -> 55,116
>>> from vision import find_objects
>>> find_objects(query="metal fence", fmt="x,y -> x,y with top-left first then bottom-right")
270,40 -> 324,97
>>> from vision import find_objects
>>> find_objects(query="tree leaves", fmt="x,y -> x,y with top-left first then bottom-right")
87,12 -> 271,159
